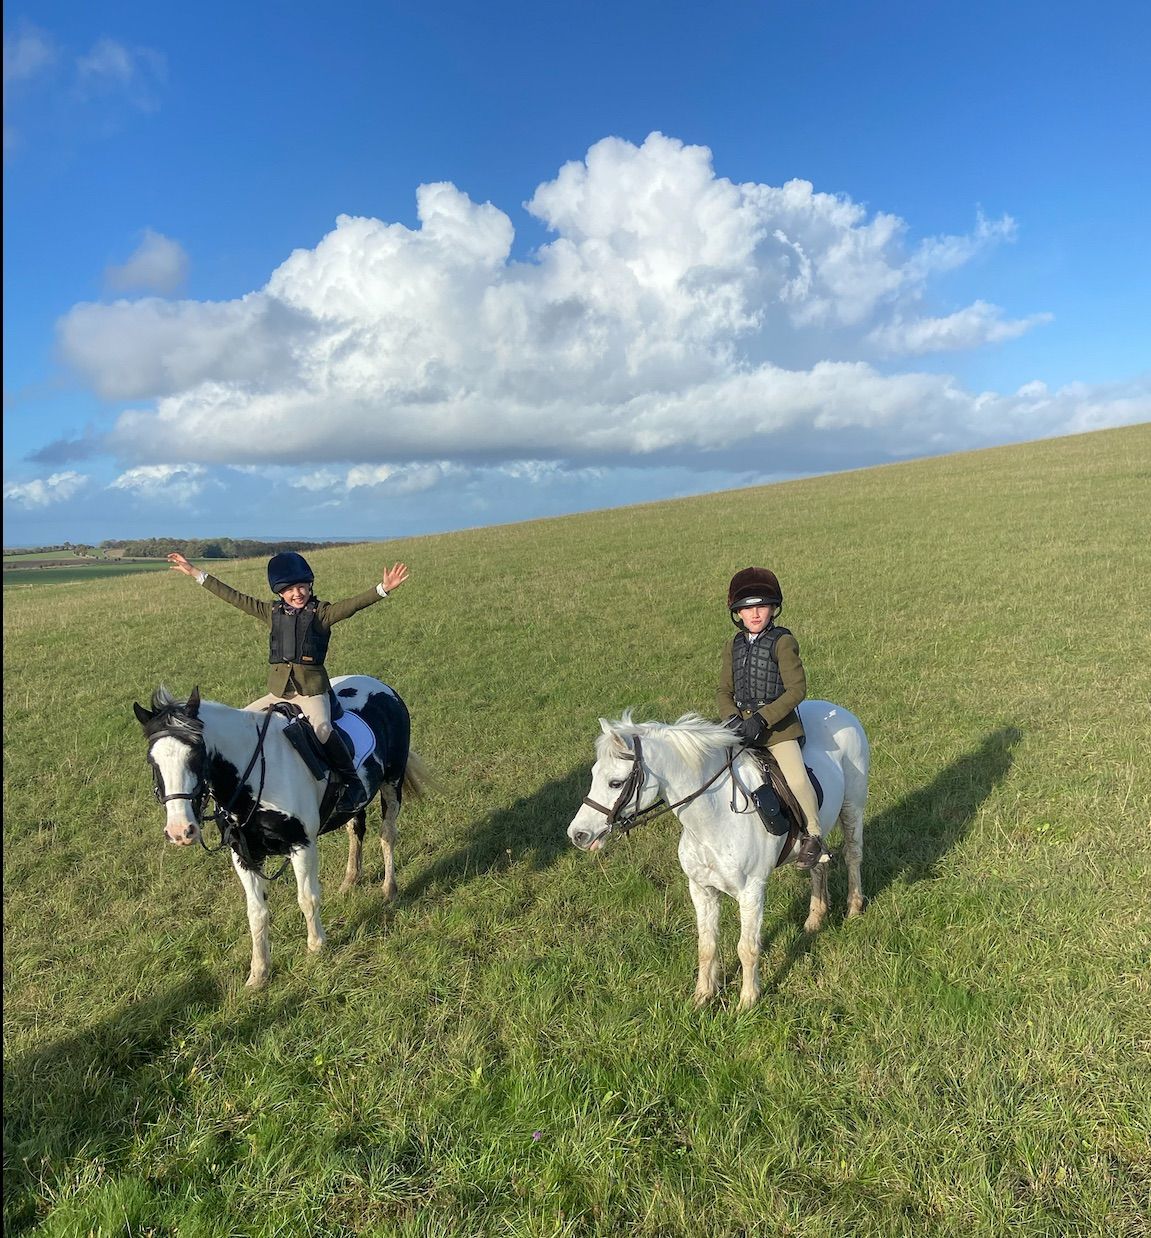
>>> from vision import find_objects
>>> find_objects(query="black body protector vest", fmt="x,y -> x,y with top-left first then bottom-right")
269,599 -> 330,667
732,625 -> 792,712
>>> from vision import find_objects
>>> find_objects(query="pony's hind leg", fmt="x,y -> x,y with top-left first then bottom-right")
378,783 -> 400,902
838,797 -> 866,919
805,863 -> 829,934
290,842 -> 326,954
339,810 -> 368,894
687,878 -> 722,1006
231,851 -> 271,988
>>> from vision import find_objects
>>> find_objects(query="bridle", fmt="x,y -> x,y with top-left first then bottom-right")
149,729 -> 210,822
149,710 -> 280,868
581,735 -> 738,840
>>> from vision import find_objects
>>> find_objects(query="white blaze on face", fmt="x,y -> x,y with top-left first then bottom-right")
151,735 -> 201,844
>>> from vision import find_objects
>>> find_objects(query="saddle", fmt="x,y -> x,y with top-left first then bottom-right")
746,748 -> 825,862
270,703 -> 330,778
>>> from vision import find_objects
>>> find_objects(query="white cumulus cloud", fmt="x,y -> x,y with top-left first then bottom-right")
49,132 -> 1149,477
109,463 -> 207,505
3,470 -> 88,508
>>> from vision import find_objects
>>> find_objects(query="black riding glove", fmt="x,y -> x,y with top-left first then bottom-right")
738,713 -> 769,744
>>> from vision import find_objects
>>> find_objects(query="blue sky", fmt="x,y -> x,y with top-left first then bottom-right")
5,0 -> 1149,545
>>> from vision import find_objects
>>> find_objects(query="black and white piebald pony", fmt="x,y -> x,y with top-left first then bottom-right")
135,674 -> 427,988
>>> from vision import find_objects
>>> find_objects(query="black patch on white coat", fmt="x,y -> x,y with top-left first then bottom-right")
208,752 -> 309,871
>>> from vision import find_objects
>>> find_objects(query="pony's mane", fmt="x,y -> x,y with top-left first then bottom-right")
596,710 -> 740,771
144,685 -> 205,741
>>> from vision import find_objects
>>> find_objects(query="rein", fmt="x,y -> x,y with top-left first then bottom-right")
581,736 -> 738,838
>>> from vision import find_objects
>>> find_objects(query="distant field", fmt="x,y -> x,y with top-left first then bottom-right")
3,550 -> 99,564
2,561 -> 173,587
4,424 -> 1149,1237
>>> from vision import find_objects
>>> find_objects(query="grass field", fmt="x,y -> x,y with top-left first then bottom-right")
3,561 -> 172,588
4,425 -> 1150,1236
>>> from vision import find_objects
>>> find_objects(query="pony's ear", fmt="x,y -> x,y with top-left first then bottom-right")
598,717 -> 613,735
133,701 -> 153,726
187,686 -> 201,717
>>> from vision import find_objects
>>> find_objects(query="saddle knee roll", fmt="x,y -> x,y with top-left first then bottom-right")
753,784 -> 790,836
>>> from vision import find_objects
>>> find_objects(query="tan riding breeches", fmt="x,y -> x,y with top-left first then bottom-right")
769,738 -> 822,836
245,691 -> 332,742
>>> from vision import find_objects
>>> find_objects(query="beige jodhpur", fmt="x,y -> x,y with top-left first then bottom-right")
245,691 -> 333,742
770,738 -> 822,838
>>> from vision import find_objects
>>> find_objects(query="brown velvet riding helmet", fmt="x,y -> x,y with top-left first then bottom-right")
727,566 -> 783,613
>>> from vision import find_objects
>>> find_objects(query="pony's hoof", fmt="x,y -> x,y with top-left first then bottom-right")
245,972 -> 269,989
307,938 -> 327,955
338,880 -> 357,895
846,897 -> 866,920
737,996 -> 760,1011
692,991 -> 716,1008
804,915 -> 826,934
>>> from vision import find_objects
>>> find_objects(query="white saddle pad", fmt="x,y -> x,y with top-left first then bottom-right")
334,713 -> 375,769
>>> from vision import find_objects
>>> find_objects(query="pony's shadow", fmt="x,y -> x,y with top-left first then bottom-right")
348,762 -> 593,930
3,971 -> 295,1235
761,725 -> 1023,992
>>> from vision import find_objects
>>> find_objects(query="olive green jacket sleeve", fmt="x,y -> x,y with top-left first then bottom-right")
314,589 -> 386,628
201,574 -> 275,625
200,576 -> 383,630
716,632 -> 807,746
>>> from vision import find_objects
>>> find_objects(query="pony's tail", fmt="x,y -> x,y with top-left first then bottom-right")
403,749 -> 435,799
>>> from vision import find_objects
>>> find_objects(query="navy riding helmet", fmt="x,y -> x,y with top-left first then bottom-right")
267,551 -> 314,594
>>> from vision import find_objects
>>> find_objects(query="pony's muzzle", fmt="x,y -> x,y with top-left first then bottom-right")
165,821 -> 200,845
567,822 -> 606,852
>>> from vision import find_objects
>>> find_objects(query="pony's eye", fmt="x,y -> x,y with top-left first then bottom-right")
608,778 -> 626,789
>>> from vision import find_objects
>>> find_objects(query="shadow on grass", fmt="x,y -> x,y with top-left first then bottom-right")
349,762 -> 593,929
762,725 -> 1023,992
2,971 -> 295,1235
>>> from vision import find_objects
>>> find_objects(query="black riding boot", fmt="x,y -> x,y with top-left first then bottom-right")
322,731 -> 364,812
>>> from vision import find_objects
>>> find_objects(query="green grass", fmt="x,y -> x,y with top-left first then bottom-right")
3,561 -> 172,588
4,425 -> 1150,1236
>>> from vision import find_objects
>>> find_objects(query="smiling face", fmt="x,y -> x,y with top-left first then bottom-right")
278,582 -> 313,608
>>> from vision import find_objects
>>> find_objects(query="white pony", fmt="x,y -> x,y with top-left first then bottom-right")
135,674 -> 427,988
568,700 -> 869,1008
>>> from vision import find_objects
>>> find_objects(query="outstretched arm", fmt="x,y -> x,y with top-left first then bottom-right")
170,553 -> 272,622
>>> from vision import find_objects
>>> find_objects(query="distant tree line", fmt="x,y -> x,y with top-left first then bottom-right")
97,538 -> 357,559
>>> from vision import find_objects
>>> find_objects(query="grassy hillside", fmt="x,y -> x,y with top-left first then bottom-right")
4,424 -> 1149,1236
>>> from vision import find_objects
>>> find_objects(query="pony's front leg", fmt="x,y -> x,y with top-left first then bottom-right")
290,842 -> 326,954
687,878 -> 722,1006
231,852 -> 271,988
736,883 -> 766,1009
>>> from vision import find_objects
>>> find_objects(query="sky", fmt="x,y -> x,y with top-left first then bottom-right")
4,0 -> 1150,546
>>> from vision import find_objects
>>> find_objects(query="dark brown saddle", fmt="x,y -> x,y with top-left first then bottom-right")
747,748 -> 824,864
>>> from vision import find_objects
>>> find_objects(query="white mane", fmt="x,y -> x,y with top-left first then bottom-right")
596,710 -> 740,774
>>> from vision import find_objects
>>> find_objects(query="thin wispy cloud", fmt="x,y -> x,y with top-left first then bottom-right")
3,23 -> 165,153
